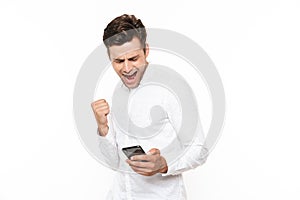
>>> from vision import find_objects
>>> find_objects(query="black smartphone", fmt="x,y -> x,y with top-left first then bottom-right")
122,145 -> 146,159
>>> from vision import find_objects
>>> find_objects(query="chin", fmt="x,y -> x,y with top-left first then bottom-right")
125,83 -> 139,89
125,80 -> 141,89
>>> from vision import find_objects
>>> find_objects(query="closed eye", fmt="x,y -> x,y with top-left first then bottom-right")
114,59 -> 124,64
128,55 -> 139,61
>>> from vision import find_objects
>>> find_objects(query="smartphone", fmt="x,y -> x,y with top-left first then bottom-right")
122,145 -> 146,159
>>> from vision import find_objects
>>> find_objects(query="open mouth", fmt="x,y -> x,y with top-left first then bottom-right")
123,71 -> 137,81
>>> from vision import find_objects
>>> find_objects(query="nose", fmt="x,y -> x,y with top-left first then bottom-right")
123,59 -> 133,73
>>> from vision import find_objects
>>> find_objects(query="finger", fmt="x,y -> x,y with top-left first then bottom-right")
127,160 -> 146,168
95,102 -> 108,107
127,160 -> 155,169
96,105 -> 109,111
95,99 -> 106,103
130,165 -> 153,173
126,162 -> 156,176
91,99 -> 106,106
147,148 -> 160,155
130,154 -> 151,162
92,104 -> 109,113
95,108 -> 110,115
95,106 -> 110,111
95,106 -> 110,112
131,168 -> 150,176
92,101 -> 109,108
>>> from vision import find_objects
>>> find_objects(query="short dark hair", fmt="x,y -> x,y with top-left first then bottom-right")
103,14 -> 147,52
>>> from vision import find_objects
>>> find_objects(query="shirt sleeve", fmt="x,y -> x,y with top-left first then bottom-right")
97,114 -> 120,170
162,123 -> 208,176
161,94 -> 208,176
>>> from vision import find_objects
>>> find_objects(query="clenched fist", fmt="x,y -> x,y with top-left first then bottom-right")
91,99 -> 110,136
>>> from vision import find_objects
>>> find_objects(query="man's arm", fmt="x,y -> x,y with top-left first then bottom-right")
162,119 -> 208,176
126,128 -> 207,177
91,99 -> 119,169
161,93 -> 208,176
91,99 -> 110,136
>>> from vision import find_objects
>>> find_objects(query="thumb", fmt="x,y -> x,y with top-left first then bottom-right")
148,148 -> 159,155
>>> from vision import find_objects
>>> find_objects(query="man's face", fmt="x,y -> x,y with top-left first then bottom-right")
109,37 -> 149,89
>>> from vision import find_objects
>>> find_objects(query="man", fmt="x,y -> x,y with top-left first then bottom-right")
91,14 -> 206,199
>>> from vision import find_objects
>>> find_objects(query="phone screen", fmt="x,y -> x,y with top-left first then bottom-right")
122,145 -> 146,159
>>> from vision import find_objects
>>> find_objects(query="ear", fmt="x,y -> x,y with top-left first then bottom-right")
144,43 -> 149,58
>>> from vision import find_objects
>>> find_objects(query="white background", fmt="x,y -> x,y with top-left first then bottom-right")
0,0 -> 299,199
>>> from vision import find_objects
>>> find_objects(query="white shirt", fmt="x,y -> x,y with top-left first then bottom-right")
97,80 -> 207,200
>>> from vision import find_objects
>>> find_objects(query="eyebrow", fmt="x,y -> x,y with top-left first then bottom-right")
114,55 -> 139,62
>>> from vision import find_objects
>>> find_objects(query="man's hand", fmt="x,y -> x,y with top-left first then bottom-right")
91,99 -> 110,136
126,148 -> 168,176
